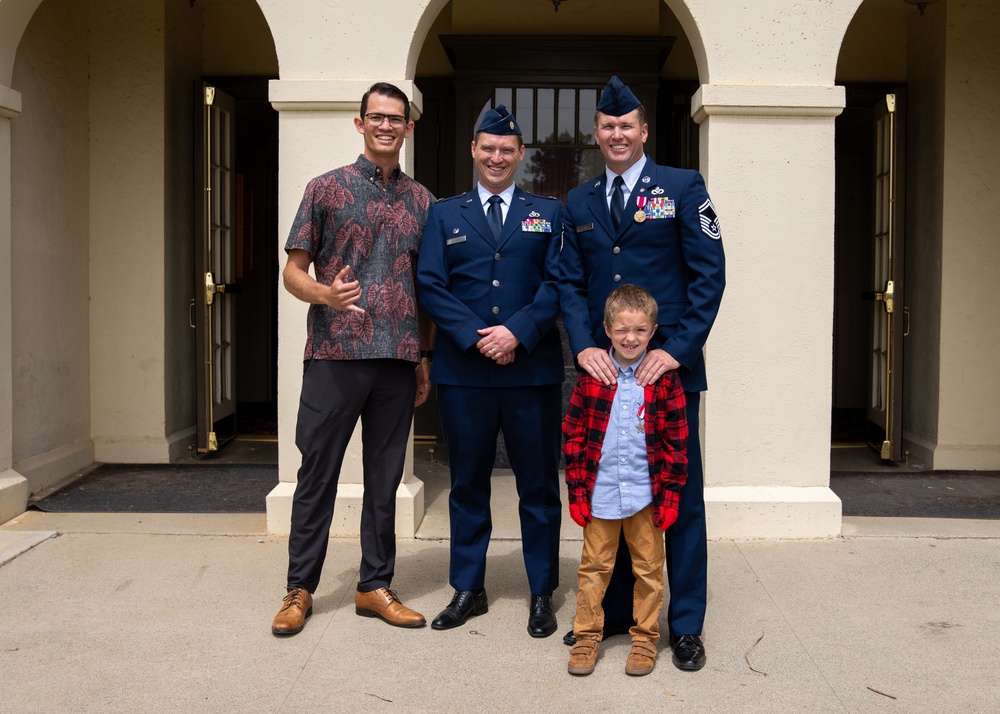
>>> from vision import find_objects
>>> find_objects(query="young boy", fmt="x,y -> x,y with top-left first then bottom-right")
563,284 -> 688,676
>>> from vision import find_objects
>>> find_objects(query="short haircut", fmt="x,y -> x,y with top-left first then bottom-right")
604,284 -> 658,327
361,82 -> 411,122
594,103 -> 648,128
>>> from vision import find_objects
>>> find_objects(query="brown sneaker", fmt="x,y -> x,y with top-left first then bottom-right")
271,588 -> 313,636
625,638 -> 658,676
568,637 -> 600,676
355,588 -> 426,628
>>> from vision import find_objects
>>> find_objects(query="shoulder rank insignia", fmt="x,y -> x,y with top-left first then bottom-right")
699,197 -> 722,240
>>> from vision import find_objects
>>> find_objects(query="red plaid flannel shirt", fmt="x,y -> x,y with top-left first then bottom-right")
563,368 -> 688,513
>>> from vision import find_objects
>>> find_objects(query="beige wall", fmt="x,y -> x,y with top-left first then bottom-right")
10,0 -> 94,488
163,0 -> 201,444
88,0 -> 174,463
1,88 -> 27,522
902,8 -> 946,466
935,0 -> 1000,469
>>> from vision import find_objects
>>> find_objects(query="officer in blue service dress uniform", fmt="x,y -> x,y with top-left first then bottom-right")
417,105 -> 565,638
559,76 -> 726,671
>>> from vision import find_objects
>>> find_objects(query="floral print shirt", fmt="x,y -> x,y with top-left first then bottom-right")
285,155 -> 433,363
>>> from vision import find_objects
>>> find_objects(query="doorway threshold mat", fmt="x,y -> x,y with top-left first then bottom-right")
831,471 -> 1000,519
28,464 -> 278,514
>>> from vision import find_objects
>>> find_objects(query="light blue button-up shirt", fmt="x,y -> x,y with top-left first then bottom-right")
477,183 -> 515,223
591,349 -> 653,520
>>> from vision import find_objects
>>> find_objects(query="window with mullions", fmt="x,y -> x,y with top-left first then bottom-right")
475,87 -> 606,202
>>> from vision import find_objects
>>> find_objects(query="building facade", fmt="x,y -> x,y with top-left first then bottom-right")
1,0 -> 997,538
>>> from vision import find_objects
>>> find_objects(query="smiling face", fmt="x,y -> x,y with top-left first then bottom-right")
605,307 -> 656,369
594,109 -> 648,175
354,93 -> 414,166
471,133 -> 525,194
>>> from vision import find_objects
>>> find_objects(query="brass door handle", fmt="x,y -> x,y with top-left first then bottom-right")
862,281 -> 894,313
204,272 -> 242,305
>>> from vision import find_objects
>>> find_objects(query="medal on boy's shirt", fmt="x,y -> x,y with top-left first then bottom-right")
636,403 -> 645,433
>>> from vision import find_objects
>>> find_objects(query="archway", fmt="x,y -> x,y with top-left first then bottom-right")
406,0 -> 705,461
832,0 -> 938,472
6,0 -> 280,506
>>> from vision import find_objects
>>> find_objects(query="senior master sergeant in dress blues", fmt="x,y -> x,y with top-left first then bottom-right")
417,105 -> 565,638
559,76 -> 726,671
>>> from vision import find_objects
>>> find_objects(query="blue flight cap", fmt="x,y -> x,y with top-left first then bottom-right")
475,104 -> 521,136
596,75 -> 641,116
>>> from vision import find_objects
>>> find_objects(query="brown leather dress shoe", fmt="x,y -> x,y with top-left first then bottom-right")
355,588 -> 426,628
271,587 -> 313,636
625,639 -> 657,676
567,638 -> 600,676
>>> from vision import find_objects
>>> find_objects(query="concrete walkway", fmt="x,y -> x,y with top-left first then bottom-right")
2,504 -> 999,713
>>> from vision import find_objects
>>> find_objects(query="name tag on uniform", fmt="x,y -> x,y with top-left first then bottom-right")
521,218 -> 552,233
446,235 -> 467,245
575,223 -> 594,233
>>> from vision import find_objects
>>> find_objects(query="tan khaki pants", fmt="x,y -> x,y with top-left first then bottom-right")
573,505 -> 665,643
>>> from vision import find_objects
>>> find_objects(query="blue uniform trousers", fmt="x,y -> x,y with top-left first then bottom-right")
438,383 -> 562,596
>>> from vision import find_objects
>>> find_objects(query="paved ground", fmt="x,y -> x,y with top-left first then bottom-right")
2,508 -> 999,713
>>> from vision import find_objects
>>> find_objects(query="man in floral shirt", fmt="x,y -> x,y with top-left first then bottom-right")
271,82 -> 434,637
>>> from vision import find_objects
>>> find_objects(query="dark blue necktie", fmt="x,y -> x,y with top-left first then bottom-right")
610,175 -> 625,230
487,195 -> 504,240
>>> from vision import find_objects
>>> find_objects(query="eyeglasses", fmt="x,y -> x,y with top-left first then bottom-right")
364,113 -> 407,128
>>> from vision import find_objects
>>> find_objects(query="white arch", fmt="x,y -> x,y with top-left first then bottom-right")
0,0 -> 45,85
667,0 -> 864,86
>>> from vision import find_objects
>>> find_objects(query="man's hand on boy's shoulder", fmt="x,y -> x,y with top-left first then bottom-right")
635,349 -> 680,386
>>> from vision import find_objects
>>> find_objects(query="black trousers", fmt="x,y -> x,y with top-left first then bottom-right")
286,359 -> 416,593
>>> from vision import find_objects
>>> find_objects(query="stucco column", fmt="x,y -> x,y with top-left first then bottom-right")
693,84 -> 845,538
0,84 -> 28,523
88,0 -> 175,464
265,79 -> 425,537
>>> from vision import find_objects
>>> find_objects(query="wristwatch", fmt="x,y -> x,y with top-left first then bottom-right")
419,349 -> 434,361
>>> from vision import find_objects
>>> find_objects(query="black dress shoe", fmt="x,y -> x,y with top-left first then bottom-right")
562,619 -> 633,646
671,634 -> 706,671
431,589 -> 488,630
527,594 -> 557,638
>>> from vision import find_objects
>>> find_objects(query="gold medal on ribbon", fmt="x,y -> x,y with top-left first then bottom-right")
634,210 -> 646,223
